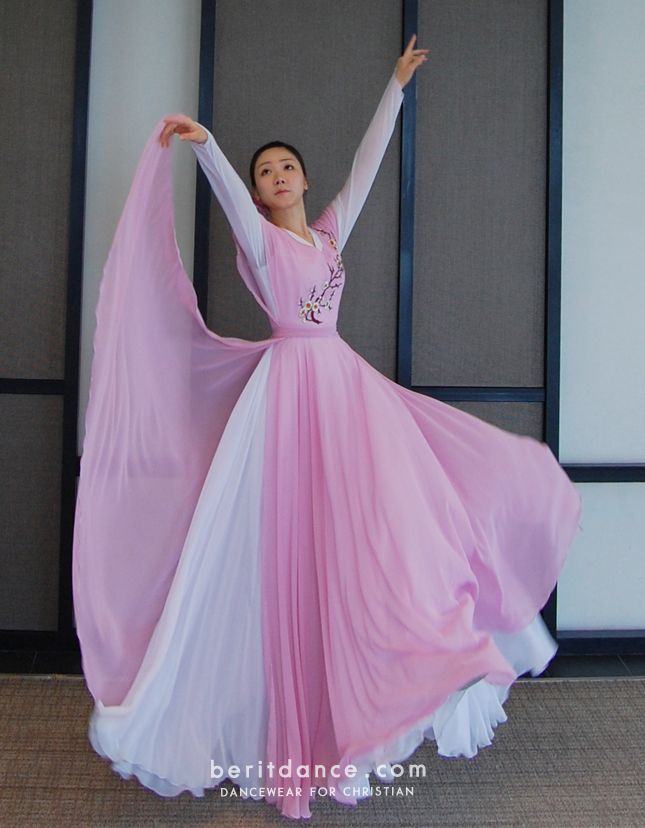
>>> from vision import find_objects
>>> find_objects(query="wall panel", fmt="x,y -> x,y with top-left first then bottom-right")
0,0 -> 76,379
557,482 -> 645,630
560,0 -> 645,464
0,396 -> 63,630
208,0 -> 402,376
0,0 -> 77,633
451,401 -> 543,440
413,0 -> 547,389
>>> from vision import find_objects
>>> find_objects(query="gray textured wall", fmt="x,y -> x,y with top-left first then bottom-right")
0,0 -> 77,629
207,0 -> 402,376
413,0 -> 547,436
205,0 -> 548,437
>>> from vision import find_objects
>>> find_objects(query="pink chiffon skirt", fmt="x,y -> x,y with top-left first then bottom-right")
89,329 -> 581,820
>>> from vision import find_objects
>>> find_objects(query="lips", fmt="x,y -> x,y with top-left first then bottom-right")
275,189 -> 290,195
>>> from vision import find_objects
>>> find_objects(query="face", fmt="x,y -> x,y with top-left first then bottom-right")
252,147 -> 308,213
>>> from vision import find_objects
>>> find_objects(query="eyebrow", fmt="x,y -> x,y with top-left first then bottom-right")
257,157 -> 295,168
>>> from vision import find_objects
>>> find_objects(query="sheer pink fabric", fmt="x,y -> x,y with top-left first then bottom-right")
72,121 -> 273,705
76,86 -> 582,820
257,272 -> 582,817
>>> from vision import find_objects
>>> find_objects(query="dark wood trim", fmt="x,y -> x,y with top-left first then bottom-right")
544,0 -> 564,457
57,0 -> 93,638
542,0 -> 564,635
558,630 -> 645,656
409,386 -> 544,403
564,464 -> 645,483
396,0 -> 418,387
0,630 -> 80,652
193,0 -> 216,320
0,379 -> 65,394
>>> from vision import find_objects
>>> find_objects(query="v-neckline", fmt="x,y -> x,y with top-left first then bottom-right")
279,226 -> 323,251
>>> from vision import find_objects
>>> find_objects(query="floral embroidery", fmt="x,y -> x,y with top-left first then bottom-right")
298,228 -> 344,324
315,226 -> 339,251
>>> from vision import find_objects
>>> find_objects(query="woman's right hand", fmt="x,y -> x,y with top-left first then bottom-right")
159,114 -> 208,148
395,33 -> 428,88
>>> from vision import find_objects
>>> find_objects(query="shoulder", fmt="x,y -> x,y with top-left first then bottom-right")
231,211 -> 275,264
311,204 -> 340,249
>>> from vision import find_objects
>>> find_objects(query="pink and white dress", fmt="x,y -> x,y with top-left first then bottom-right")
73,71 -> 582,820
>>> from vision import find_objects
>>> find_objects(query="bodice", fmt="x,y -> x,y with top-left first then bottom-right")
263,219 -> 346,335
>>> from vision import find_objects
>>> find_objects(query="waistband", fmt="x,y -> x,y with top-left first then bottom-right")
270,324 -> 340,339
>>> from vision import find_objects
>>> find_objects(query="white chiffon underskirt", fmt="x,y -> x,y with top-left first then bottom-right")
91,348 -> 274,799
88,342 -> 558,807
337,613 -> 557,798
90,612 -> 555,806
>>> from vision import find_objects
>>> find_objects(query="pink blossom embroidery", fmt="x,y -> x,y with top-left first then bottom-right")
298,228 -> 344,324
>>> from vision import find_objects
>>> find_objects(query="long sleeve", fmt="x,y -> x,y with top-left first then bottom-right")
190,127 -> 265,269
329,71 -> 405,252
73,119 -> 274,703
190,126 -> 278,316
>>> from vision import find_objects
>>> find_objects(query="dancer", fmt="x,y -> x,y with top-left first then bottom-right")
74,35 -> 582,820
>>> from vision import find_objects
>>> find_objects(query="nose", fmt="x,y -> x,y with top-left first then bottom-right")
274,172 -> 286,184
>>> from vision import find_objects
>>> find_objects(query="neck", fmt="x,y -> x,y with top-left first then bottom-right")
269,202 -> 309,236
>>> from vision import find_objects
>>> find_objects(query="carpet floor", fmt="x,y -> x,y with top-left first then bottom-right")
0,675 -> 643,827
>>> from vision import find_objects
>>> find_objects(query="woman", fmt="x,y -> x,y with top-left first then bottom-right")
74,35 -> 582,821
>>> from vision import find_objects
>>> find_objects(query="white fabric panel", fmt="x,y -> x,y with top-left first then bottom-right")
560,0 -> 645,463
90,350 -> 272,794
557,482 -> 645,630
81,0 -> 201,454
339,614 -> 557,799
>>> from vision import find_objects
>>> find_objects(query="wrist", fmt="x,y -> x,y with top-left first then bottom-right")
192,123 -> 209,144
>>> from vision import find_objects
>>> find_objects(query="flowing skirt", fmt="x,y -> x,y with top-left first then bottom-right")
89,333 -> 581,820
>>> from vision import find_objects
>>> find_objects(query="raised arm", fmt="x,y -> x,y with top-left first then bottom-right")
329,72 -> 404,252
159,114 -> 264,270
328,34 -> 428,252
190,126 -> 265,269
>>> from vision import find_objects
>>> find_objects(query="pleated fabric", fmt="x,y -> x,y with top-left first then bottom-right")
257,334 -> 580,818
72,119 -> 275,705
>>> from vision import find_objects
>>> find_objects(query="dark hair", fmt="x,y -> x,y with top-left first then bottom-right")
249,141 -> 308,189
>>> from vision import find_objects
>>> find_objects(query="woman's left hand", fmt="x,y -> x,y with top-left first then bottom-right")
159,114 -> 208,147
395,33 -> 429,88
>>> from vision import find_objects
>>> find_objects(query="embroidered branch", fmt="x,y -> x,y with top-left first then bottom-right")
298,229 -> 344,324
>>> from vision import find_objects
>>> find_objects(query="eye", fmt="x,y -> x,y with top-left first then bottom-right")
260,168 -> 270,176
285,164 -> 295,170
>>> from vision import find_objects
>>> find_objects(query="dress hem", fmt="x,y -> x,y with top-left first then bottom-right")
89,612 -> 555,820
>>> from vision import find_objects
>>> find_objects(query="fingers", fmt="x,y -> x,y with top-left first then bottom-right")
159,125 -> 174,148
162,113 -> 192,126
177,130 -> 200,142
158,121 -> 205,148
402,33 -> 428,61
159,121 -> 176,147
395,34 -> 429,88
158,114 -> 193,147
404,33 -> 428,54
